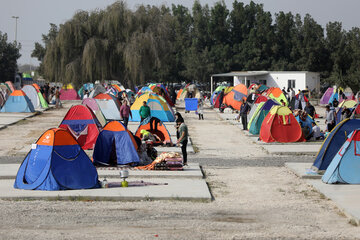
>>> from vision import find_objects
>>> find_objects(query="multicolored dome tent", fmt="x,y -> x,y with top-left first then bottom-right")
5,81 -> 15,92
0,90 -> 35,113
259,106 -> 304,143
248,99 -> 279,135
59,105 -> 102,150
322,130 -> 360,184
14,128 -> 99,191
210,86 -> 226,106
135,117 -> 172,144
150,84 -> 174,107
32,84 -> 48,108
130,92 -> 175,122
22,85 -> 48,109
94,93 -> 122,122
93,121 -> 139,166
60,83 -> 80,100
82,98 -> 107,126
89,85 -> 106,98
312,119 -> 360,172
338,99 -> 357,109
263,87 -> 288,106
223,84 -> 248,110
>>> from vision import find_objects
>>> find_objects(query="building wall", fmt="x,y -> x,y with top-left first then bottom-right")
233,72 -> 320,92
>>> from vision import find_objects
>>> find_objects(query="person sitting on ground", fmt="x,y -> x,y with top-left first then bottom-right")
280,99 -> 286,106
311,122 -> 321,141
140,129 -> 162,143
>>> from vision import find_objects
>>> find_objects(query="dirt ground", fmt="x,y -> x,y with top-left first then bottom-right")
0,101 -> 360,239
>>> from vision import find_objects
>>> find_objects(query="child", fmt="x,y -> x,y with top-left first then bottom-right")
197,98 -> 204,120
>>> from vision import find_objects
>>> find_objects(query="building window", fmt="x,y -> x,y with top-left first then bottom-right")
259,80 -> 266,85
288,79 -> 295,89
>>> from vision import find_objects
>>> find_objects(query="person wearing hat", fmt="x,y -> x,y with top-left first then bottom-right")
139,101 -> 151,122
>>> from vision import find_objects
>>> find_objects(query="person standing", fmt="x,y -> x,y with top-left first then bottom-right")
304,101 -> 316,118
197,98 -> 204,120
325,105 -> 335,132
55,87 -> 61,108
139,101 -> 151,122
176,119 -> 188,166
218,89 -> 225,112
238,99 -> 250,130
120,100 -> 132,128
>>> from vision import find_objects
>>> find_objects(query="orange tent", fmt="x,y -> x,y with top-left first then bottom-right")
223,84 -> 248,110
135,117 -> 172,144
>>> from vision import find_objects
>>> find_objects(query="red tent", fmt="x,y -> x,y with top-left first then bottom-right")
59,105 -> 102,150
259,105 -> 304,143
254,95 -> 268,104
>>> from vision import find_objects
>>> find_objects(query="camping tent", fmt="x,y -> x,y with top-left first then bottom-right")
59,105 -> 102,150
322,130 -> 360,184
247,102 -> 265,130
32,84 -> 48,108
5,81 -> 15,92
0,90 -> 35,112
150,85 -> 174,107
22,85 -> 41,109
93,121 -> 139,166
89,85 -> 106,98
312,119 -> 360,172
259,106 -> 303,143
82,98 -> 107,126
223,84 -> 248,110
338,99 -> 357,109
94,93 -> 122,121
320,87 -> 334,105
60,83 -> 80,100
135,117 -> 172,144
264,87 -> 288,106
14,128 -> 99,190
248,99 -> 279,135
130,92 -> 175,122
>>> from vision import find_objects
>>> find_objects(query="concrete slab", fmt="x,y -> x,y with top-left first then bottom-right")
285,162 -> 322,179
307,179 -> 360,225
261,144 -> 320,155
0,178 -> 212,201
0,163 -> 203,179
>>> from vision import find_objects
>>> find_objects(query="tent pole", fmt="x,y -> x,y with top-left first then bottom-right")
211,76 -> 213,96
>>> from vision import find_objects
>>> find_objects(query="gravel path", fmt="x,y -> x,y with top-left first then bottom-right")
0,101 -> 359,239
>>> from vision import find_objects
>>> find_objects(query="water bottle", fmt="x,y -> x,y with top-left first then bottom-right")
102,178 -> 108,188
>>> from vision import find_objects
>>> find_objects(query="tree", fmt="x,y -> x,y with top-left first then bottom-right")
0,31 -> 21,82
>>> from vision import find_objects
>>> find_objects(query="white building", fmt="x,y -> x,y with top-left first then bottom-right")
210,71 -> 320,94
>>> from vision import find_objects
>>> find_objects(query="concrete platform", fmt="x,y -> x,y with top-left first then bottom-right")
0,112 -> 42,129
307,179 -> 360,225
0,163 -> 203,179
0,178 -> 212,201
261,144 -> 320,155
285,162 -> 322,179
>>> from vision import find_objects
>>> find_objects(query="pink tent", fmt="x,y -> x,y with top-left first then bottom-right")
60,89 -> 80,100
320,88 -> 334,105
82,98 -> 99,111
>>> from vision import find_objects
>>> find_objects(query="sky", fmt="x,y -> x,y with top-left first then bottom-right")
1,0 -> 360,66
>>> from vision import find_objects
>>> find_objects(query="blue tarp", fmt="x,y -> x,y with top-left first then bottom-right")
185,98 -> 198,111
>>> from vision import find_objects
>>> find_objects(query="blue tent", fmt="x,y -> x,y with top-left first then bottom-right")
1,90 -> 35,113
328,92 -> 339,105
14,128 -> 99,191
249,99 -> 279,135
323,130 -> 360,184
312,119 -> 360,171
93,121 -> 140,166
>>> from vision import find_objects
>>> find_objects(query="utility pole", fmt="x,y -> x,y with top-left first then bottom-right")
12,16 -> 19,43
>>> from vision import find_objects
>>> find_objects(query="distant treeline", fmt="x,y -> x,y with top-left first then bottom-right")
30,0 -> 360,92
